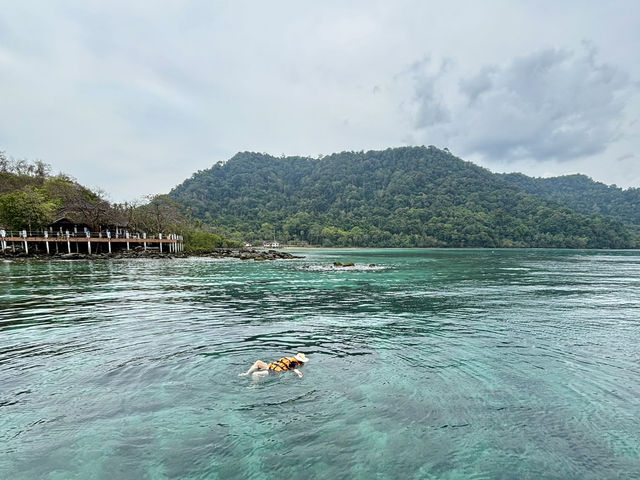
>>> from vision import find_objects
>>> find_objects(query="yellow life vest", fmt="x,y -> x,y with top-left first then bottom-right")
267,357 -> 301,372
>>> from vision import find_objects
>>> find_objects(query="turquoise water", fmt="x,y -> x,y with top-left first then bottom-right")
1,249 -> 640,479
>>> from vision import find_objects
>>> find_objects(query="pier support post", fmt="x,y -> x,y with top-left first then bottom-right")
44,230 -> 50,255
159,233 -> 163,253
126,231 -> 130,251
86,229 -> 91,255
66,230 -> 71,253
0,229 -> 6,251
107,230 -> 112,254
143,232 -> 147,251
22,230 -> 28,255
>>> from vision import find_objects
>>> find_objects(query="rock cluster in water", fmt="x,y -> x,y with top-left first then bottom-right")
333,262 -> 356,267
332,262 -> 376,268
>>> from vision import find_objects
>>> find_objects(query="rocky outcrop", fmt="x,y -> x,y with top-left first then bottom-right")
199,248 -> 302,260
1,247 -> 303,261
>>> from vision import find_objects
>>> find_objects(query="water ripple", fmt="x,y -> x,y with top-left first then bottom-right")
1,250 -> 640,479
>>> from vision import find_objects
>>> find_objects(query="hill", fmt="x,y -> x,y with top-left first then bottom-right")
169,146 -> 639,248
499,173 -> 640,226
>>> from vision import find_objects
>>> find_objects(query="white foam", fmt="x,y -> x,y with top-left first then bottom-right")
299,264 -> 388,272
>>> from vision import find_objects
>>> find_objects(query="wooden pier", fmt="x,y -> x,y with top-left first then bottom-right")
0,230 -> 184,255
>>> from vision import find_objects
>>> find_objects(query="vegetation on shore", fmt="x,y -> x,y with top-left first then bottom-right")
169,147 -> 639,249
4,146 -> 638,250
0,151 -> 239,252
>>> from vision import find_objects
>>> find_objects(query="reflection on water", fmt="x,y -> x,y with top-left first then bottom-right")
1,249 -> 640,479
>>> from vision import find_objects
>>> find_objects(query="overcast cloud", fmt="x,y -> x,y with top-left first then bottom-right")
1,1 -> 639,200
409,46 -> 635,161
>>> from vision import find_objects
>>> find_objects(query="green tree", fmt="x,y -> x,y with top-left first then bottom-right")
0,188 -> 56,231
132,195 -> 187,234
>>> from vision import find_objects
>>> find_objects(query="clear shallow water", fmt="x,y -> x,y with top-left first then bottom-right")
1,249 -> 640,479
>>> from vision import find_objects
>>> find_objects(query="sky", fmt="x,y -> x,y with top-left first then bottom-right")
1,1 -> 639,201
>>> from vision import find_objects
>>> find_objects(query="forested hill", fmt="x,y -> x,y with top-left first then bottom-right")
169,146 -> 639,248
499,173 -> 640,226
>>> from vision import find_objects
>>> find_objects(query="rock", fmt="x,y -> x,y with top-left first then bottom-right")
333,261 -> 355,267
60,253 -> 87,260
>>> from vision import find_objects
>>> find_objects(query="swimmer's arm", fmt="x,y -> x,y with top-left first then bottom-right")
293,368 -> 303,378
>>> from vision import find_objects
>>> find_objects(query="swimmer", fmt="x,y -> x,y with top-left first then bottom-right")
239,353 -> 308,379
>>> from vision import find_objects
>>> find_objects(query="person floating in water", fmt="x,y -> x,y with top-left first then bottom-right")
239,353 -> 309,379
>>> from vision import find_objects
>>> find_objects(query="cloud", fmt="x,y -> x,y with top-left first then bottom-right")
459,66 -> 495,105
409,46 -> 637,162
406,57 -> 452,128
2,2 -> 640,196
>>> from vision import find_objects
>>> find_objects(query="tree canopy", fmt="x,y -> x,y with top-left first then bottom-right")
500,172 -> 640,225
169,147 -> 639,248
3,147 -> 637,249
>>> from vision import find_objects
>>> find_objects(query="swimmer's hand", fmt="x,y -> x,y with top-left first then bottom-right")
238,372 -> 248,377
294,369 -> 303,378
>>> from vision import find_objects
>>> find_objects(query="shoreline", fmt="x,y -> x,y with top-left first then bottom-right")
3,246 -> 637,262
283,245 -> 640,251
0,247 -> 304,261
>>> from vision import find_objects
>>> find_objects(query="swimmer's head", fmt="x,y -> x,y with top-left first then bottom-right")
295,353 -> 309,363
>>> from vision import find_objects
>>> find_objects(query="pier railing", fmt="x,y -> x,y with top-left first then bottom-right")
0,230 -> 171,239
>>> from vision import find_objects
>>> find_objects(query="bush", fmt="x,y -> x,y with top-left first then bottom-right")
183,230 -> 240,252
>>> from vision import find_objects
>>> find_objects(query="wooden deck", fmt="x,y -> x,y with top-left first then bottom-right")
1,234 -> 183,255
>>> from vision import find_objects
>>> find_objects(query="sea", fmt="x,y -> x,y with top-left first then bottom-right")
1,248 -> 639,479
